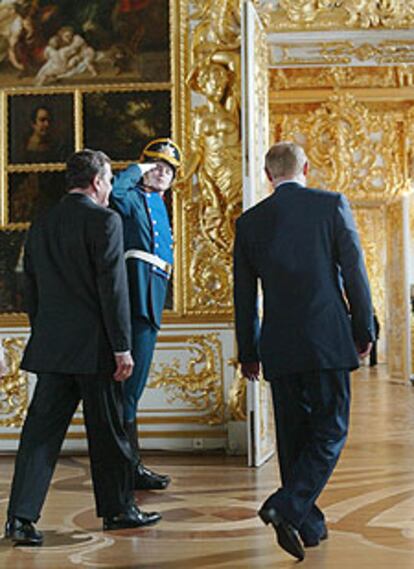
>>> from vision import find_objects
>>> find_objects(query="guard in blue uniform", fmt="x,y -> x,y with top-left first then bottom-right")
110,138 -> 181,490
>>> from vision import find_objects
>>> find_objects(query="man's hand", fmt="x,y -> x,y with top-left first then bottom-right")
241,362 -> 260,381
357,342 -> 372,359
113,352 -> 134,382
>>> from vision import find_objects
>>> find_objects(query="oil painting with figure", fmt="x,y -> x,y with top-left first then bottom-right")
9,94 -> 74,164
0,0 -> 169,86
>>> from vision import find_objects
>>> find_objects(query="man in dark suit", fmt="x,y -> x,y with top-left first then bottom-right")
5,149 -> 161,547
233,142 -> 374,561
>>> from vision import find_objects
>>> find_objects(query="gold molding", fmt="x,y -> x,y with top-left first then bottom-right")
269,66 -> 414,92
0,337 -> 28,427
353,206 -> 387,346
386,199 -> 408,378
270,43 -> 414,69
256,1 -> 414,32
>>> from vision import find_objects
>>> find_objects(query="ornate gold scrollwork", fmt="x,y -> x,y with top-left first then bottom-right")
269,66 -> 414,91
274,92 -> 406,203
148,334 -> 225,425
353,207 -> 387,343
386,200 -> 407,378
227,358 -> 247,421
0,338 -> 28,427
181,0 -> 242,314
256,0 -> 414,31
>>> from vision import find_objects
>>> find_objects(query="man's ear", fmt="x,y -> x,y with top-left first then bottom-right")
303,161 -> 309,176
265,167 -> 273,183
91,174 -> 100,192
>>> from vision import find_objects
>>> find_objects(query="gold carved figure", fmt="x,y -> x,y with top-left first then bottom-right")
184,55 -> 242,254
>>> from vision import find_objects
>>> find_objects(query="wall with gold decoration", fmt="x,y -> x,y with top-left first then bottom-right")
3,0 -> 414,450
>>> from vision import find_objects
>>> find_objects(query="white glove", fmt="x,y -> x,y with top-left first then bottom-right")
139,162 -> 157,174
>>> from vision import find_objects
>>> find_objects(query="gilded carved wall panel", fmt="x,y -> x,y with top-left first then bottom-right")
353,206 -> 387,348
269,66 -> 414,91
252,6 -> 270,203
148,333 -> 225,425
0,338 -> 28,427
386,199 -> 408,378
255,1 -> 414,31
271,92 -> 407,204
181,0 -> 242,316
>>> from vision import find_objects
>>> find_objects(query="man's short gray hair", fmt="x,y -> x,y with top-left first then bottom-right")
65,149 -> 110,191
265,142 -> 307,179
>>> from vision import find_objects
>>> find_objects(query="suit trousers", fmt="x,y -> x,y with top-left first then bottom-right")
264,369 -> 350,533
7,372 -> 135,522
123,317 -> 158,422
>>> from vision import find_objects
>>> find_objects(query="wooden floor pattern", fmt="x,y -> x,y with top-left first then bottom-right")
2,365 -> 414,567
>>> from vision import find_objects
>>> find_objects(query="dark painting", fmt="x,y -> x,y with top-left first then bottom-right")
0,230 -> 27,314
9,171 -> 66,224
9,94 -> 74,164
84,90 -> 171,160
0,0 -> 170,87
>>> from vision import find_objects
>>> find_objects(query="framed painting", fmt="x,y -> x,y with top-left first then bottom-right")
0,0 -> 185,325
8,93 -> 74,164
0,0 -> 170,88
83,90 -> 171,161
0,229 -> 27,314
8,171 -> 66,224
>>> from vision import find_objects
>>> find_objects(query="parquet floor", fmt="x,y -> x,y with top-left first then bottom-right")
1,365 -> 414,567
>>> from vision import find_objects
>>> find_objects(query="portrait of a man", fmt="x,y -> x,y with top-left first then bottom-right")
9,94 -> 74,164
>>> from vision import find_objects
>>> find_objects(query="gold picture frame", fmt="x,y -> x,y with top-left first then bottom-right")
0,0 -> 186,326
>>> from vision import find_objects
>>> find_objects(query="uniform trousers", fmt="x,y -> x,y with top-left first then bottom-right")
7,372 -> 135,521
123,317 -> 158,422
263,369 -> 350,538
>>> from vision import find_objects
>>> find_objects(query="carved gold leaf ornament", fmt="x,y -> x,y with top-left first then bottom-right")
148,334 -> 225,425
0,338 -> 28,427
227,359 -> 247,421
269,66 -> 414,90
276,92 -> 406,203
184,0 -> 242,315
256,0 -> 414,30
386,200 -> 407,377
353,207 -> 387,343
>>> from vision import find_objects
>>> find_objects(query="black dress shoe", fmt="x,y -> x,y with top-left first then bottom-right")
258,506 -> 305,561
103,504 -> 161,531
4,518 -> 43,546
302,527 -> 328,548
134,463 -> 170,490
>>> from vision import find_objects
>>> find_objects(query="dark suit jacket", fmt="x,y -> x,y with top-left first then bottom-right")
21,193 -> 131,374
233,182 -> 374,379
